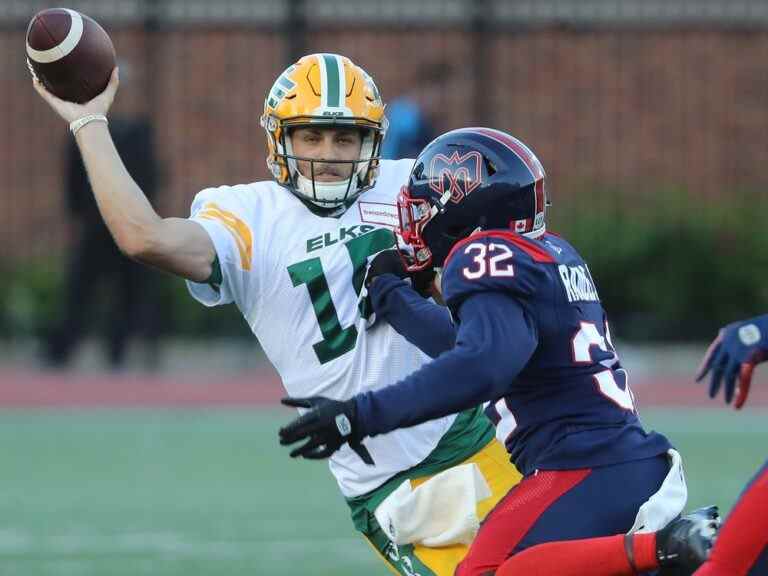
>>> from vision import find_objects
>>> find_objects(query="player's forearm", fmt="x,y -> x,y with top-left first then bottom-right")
72,123 -> 215,281
369,275 -> 456,358
356,342 -> 499,437
74,122 -> 162,257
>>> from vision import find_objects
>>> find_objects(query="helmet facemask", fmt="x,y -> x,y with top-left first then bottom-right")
396,184 -> 457,272
275,123 -> 382,209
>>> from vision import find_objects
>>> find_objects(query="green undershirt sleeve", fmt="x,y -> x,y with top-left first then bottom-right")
206,255 -> 222,292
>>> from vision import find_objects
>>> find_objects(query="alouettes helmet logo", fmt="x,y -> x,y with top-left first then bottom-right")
428,150 -> 483,203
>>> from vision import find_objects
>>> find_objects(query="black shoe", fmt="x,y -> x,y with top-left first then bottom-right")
656,506 -> 720,576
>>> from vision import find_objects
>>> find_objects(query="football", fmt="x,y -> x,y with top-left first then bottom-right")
26,8 -> 116,104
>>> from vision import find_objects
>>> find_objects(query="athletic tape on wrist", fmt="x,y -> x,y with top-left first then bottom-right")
69,114 -> 108,136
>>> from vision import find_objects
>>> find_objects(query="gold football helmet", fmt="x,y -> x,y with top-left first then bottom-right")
260,53 -> 388,209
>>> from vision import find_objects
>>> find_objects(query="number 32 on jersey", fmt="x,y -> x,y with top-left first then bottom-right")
462,242 -> 515,279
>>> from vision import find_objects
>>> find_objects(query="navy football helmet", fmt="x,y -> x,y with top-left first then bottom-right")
397,127 -> 549,271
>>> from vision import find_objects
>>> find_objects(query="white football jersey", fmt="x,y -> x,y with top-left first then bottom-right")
186,160 -> 457,497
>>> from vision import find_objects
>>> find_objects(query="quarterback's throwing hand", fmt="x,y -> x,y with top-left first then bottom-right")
33,66 -> 119,124
696,314 -> 768,409
279,396 -> 374,465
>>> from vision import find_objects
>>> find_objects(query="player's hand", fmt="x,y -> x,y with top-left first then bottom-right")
279,396 -> 374,465
31,65 -> 119,123
365,249 -> 436,297
696,314 -> 768,409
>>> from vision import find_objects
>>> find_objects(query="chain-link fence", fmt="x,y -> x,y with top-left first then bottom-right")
3,0 -> 768,342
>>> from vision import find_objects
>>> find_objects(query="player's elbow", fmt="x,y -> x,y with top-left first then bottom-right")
463,346 -> 513,400
115,219 -> 163,264
471,333 -> 537,400
485,365 -> 515,399
113,231 -> 146,261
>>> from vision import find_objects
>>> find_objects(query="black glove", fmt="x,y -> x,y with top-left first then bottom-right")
365,249 -> 435,297
279,396 -> 374,465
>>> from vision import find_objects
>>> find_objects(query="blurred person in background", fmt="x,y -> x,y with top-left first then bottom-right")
43,115 -> 161,370
380,62 -> 453,160
695,315 -> 768,575
32,53 -> 522,576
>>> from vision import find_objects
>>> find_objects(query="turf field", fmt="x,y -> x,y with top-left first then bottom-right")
0,407 -> 765,575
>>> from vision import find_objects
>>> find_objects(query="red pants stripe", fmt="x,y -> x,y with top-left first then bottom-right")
455,469 -> 590,576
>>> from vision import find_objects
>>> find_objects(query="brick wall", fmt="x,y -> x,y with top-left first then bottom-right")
3,26 -> 767,260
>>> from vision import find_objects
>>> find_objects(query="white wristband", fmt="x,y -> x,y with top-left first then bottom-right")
69,114 -> 108,136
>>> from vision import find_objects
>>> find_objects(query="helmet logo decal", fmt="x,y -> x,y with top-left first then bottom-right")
428,150 -> 483,203
266,65 -> 296,109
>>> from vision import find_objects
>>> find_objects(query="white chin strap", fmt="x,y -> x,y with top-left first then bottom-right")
295,172 -> 359,208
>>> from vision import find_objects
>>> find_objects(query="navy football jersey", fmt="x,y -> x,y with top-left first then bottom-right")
441,230 -> 670,475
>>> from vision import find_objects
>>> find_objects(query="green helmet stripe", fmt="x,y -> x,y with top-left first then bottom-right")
335,54 -> 347,109
322,53 -> 341,108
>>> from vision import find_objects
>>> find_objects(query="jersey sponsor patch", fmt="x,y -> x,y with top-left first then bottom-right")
358,201 -> 399,228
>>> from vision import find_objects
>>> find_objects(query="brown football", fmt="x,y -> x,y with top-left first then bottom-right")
26,8 -> 116,104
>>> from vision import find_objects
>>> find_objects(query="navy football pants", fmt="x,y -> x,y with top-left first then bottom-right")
456,455 -> 670,575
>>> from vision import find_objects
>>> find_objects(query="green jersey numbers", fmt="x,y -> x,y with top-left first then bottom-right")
287,228 -> 396,364
288,257 -> 356,365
